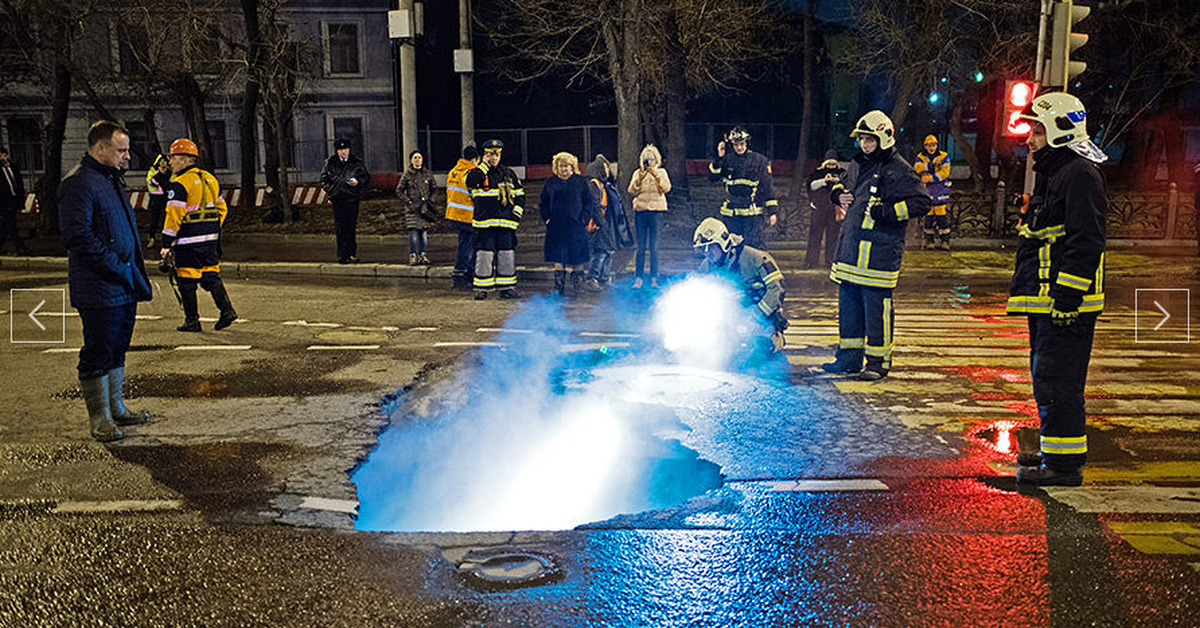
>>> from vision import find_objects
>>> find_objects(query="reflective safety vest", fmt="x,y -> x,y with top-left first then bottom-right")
162,165 -> 226,278
445,158 -> 476,224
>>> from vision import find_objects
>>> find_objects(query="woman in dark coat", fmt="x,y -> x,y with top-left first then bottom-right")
539,151 -> 596,296
396,150 -> 438,265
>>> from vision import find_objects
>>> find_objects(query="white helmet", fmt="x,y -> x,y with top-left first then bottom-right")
1018,92 -> 1107,162
850,110 -> 896,151
693,217 -> 742,253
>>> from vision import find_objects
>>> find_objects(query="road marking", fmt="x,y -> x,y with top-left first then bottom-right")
560,342 -> 630,352
408,326 -> 439,332
283,320 -> 342,328
579,332 -> 641,339
433,341 -> 504,347
298,496 -> 358,515
307,345 -> 380,351
52,499 -> 185,515
734,479 -> 890,492
174,345 -> 253,351
134,315 -> 163,321
1045,487 -> 1200,513
42,347 -> 81,354
477,327 -> 534,333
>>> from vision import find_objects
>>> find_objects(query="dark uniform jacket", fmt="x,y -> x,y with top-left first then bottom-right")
59,155 -> 152,309
320,155 -> 370,201
709,150 -> 778,217
1008,146 -> 1107,315
828,148 -> 932,289
162,165 -> 227,278
1,159 -> 24,211
466,163 -> 524,230
699,243 -> 786,327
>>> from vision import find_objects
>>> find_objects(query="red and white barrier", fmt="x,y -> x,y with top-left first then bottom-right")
21,185 -> 327,213
290,186 -> 327,206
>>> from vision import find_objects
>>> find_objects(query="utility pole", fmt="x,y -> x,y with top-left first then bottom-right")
457,0 -> 475,147
390,1 -> 421,164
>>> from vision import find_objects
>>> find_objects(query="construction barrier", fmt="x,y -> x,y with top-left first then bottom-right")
22,185 -> 332,214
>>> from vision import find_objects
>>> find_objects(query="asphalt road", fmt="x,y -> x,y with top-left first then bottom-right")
1,249 -> 1199,627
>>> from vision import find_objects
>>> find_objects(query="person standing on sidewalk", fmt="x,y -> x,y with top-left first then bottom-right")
709,126 -> 778,249
1009,93 -> 1108,487
628,144 -> 670,289
446,144 -> 480,289
59,121 -> 153,442
0,146 -> 32,256
396,149 -> 437,266
320,138 -> 369,264
914,135 -> 953,250
467,139 -> 524,299
540,152 -> 596,297
144,154 -> 171,250
160,138 -> 237,333
804,151 -> 844,269
585,154 -> 621,290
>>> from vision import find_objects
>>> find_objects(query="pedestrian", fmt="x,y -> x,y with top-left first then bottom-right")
1009,93 -> 1108,487
446,144 -> 480,289
396,149 -> 437,266
144,153 -> 171,250
585,154 -> 621,290
540,152 -> 596,297
914,135 -> 953,250
59,121 -> 153,442
822,111 -> 932,381
628,144 -> 671,289
319,138 -> 370,264
467,139 -> 524,299
0,145 -> 32,256
693,217 -> 789,358
160,138 -> 237,333
804,150 -> 845,269
709,125 -> 778,249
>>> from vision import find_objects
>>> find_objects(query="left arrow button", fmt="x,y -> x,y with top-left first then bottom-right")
28,299 -> 47,331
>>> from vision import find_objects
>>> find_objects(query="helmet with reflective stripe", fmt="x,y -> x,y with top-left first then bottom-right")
1018,92 -> 1089,148
169,138 -> 199,157
726,126 -> 751,143
849,111 -> 896,151
693,217 -> 742,253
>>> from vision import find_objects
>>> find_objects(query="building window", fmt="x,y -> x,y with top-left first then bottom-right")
331,117 -> 364,157
123,121 -> 158,171
6,118 -> 42,171
207,120 -> 229,170
325,23 -> 361,76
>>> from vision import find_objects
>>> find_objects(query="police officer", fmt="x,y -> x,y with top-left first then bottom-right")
160,138 -> 237,332
1009,93 -> 1108,487
822,111 -> 932,380
467,139 -> 524,299
709,126 -> 778,249
693,217 -> 788,355
914,135 -> 953,250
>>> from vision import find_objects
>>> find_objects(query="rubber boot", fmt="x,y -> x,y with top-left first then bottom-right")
210,279 -> 238,330
554,270 -> 567,297
1016,465 -> 1083,487
80,375 -> 122,442
107,367 -> 150,426
570,271 -> 585,297
177,288 -> 201,332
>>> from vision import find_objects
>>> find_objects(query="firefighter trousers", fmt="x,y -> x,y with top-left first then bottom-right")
1028,313 -> 1097,470
834,282 -> 894,372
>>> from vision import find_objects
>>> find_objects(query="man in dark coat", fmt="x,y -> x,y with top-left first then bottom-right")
0,146 -> 31,256
59,121 -> 153,442
320,138 -> 370,263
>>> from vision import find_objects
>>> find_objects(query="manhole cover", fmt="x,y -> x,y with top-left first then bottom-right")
457,551 -> 563,590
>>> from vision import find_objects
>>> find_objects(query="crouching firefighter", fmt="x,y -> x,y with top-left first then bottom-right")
822,111 -> 932,381
160,138 -> 237,332
1009,93 -> 1108,487
693,217 -> 788,356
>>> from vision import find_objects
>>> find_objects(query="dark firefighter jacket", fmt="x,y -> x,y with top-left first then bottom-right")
699,243 -> 787,328
466,163 -> 524,230
162,165 -> 227,279
1007,146 -> 1107,315
828,148 -> 932,289
708,150 -> 778,217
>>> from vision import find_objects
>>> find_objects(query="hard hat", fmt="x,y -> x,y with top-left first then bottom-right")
482,139 -> 504,152
1017,92 -> 1108,162
849,111 -> 896,151
169,138 -> 198,157
727,126 -> 751,143
923,135 -> 938,146
693,217 -> 742,253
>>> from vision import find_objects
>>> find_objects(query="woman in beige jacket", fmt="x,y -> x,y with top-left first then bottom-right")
627,144 -> 671,288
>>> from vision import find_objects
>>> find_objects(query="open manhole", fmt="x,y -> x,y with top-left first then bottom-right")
457,551 -> 563,591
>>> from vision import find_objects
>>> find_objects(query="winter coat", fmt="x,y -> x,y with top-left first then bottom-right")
59,154 -> 152,309
914,149 -> 952,210
628,145 -> 671,212
709,149 -> 778,217
320,154 -> 370,202
145,169 -> 171,213
396,166 -> 438,230
162,165 -> 228,278
1007,146 -> 1107,316
540,173 -> 595,264
827,148 -> 932,289
0,159 -> 23,211
585,156 -> 619,253
445,158 -> 476,224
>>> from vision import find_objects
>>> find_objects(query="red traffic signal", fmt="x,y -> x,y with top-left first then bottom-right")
1002,80 -> 1039,137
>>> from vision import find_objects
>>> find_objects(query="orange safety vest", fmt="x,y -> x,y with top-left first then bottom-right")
587,178 -> 607,232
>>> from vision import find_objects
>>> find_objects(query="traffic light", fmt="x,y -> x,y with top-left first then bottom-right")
1002,80 -> 1039,137
1048,0 -> 1090,89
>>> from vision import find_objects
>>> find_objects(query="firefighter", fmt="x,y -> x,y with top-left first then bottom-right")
914,135 -> 952,250
822,111 -> 932,380
709,126 -> 778,249
467,139 -> 524,299
1009,93 -> 1108,487
159,138 -> 237,332
693,217 -> 788,355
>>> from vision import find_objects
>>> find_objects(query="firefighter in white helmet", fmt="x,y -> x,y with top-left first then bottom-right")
1009,92 -> 1108,487
693,217 -> 788,354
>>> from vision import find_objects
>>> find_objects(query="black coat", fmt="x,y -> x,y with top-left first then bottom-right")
59,155 -> 152,309
0,159 -> 24,211
540,174 -> 595,264
396,167 -> 438,230
320,154 -> 370,201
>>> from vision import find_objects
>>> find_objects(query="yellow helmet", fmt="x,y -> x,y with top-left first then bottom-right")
850,111 -> 896,151
923,135 -> 938,147
693,217 -> 742,253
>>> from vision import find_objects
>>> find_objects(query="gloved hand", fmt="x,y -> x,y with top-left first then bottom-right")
1050,305 -> 1079,327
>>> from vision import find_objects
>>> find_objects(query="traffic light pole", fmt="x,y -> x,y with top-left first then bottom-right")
1026,0 -> 1052,194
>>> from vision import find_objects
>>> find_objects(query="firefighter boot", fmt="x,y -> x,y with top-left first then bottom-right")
1016,464 -> 1083,487
554,270 -> 567,297
80,374 -> 123,442
210,279 -> 238,330
177,288 -> 201,332
821,353 -> 862,374
107,367 -> 150,426
1016,427 -> 1042,467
